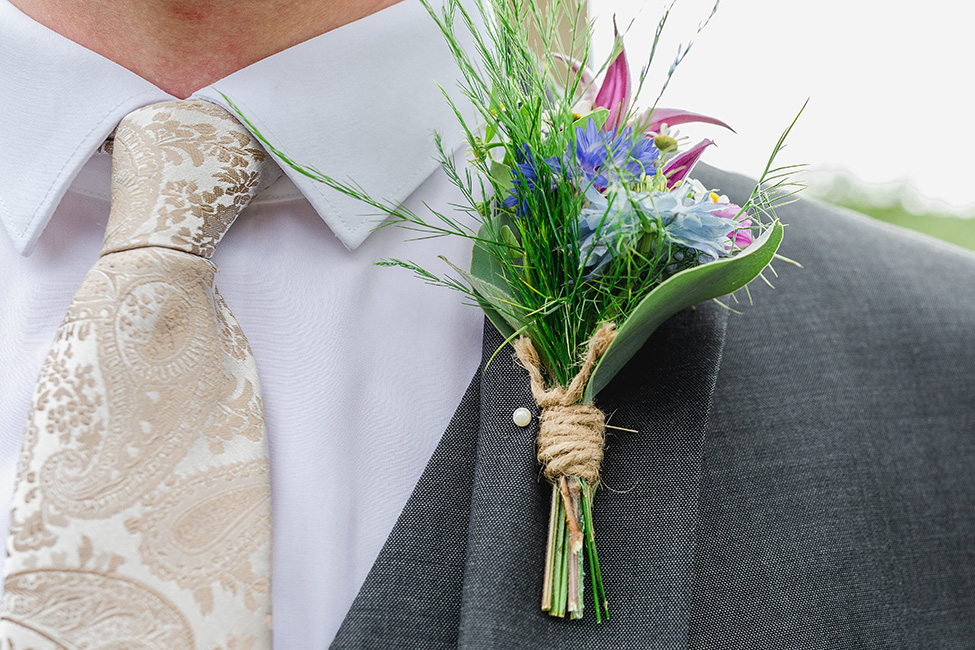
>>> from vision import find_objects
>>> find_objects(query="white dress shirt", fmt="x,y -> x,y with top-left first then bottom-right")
0,0 -> 485,646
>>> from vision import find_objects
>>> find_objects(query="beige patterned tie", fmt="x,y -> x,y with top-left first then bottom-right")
1,100 -> 280,649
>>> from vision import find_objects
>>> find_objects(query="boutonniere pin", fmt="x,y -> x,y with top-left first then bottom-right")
228,0 -> 803,623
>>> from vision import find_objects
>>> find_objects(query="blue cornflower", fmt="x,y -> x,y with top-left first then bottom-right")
503,120 -> 659,219
566,119 -> 660,189
503,145 -> 560,217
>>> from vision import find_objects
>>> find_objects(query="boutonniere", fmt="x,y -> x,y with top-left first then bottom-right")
228,0 -> 802,623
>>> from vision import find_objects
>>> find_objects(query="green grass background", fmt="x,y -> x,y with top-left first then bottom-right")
808,175 -> 975,251
835,202 -> 975,251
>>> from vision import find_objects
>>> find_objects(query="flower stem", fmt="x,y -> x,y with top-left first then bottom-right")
541,485 -> 559,612
580,479 -> 608,620
559,476 -> 586,619
551,489 -> 567,616
542,477 -> 607,621
585,510 -> 601,624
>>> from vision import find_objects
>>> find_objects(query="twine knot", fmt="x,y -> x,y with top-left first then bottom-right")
513,324 -> 617,484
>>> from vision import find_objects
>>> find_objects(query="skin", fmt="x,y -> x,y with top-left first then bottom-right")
10,0 -> 404,98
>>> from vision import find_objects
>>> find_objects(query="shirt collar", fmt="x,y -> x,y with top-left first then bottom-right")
0,0 -> 473,255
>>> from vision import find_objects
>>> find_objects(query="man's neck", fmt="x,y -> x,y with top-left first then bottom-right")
11,0 -> 403,98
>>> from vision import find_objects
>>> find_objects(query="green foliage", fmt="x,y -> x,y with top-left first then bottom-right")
808,174 -> 975,251
225,0 -> 799,393
586,220 -> 782,401
840,202 -> 975,251
415,0 -> 795,389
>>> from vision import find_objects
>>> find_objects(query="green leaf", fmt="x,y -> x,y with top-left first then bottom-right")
584,220 -> 784,403
490,160 -> 513,188
467,217 -> 524,338
500,225 -> 522,252
572,108 -> 609,131
447,250 -> 522,341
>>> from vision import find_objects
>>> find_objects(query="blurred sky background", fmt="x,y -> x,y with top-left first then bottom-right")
588,0 -> 975,219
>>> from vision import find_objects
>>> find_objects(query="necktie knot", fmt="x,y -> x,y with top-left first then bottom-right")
102,100 -> 282,259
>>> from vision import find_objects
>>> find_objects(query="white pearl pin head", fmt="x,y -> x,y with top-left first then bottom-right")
512,407 -> 533,427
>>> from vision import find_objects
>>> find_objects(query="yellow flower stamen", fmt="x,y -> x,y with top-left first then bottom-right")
653,133 -> 678,154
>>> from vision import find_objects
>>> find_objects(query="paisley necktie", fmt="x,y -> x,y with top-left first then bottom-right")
1,100 -> 280,649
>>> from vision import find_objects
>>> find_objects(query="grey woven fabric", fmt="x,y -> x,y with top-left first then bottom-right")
688,165 -> 975,648
331,164 -> 975,649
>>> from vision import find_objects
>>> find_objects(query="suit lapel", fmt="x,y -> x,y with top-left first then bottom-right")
332,302 -> 728,649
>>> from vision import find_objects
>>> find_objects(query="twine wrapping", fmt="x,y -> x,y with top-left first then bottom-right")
513,324 -> 617,484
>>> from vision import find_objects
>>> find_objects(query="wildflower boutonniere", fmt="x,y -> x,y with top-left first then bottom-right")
229,0 -> 803,623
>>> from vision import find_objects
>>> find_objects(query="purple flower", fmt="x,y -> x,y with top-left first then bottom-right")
503,145 -> 558,217
563,119 -> 660,190
502,120 -> 660,217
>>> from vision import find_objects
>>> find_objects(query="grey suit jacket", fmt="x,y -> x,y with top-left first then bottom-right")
331,165 -> 975,649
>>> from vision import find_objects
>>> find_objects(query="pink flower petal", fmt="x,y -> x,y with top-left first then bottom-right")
593,25 -> 630,131
638,107 -> 734,135
709,205 -> 753,249
728,216 -> 753,248
662,138 -> 714,187
710,206 -> 739,220
733,226 -> 754,248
